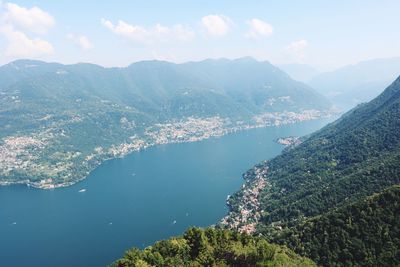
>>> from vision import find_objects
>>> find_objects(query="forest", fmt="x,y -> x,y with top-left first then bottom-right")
111,227 -> 315,267
269,185 -> 400,266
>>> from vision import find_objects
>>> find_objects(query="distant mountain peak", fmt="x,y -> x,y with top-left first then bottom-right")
7,59 -> 48,68
127,59 -> 176,68
234,56 -> 258,62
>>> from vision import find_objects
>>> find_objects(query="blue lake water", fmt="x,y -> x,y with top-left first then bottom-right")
0,119 -> 333,267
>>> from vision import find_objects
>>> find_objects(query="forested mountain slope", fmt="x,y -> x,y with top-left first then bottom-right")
271,185 -> 400,266
223,76 -> 400,266
259,76 -> 400,224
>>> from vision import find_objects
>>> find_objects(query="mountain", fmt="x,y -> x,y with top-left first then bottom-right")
223,75 -> 400,265
0,58 -> 332,188
309,57 -> 400,110
0,58 -> 330,118
278,64 -> 320,83
111,227 -> 316,267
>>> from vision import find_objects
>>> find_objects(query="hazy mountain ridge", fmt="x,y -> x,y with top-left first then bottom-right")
309,57 -> 400,109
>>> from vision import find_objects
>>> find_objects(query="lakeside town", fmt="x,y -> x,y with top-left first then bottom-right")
276,136 -> 302,148
0,109 -> 334,189
219,163 -> 269,234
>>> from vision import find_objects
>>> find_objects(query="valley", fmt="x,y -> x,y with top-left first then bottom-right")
1,2 -> 400,267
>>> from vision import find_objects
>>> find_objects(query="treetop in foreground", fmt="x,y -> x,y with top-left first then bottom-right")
111,227 -> 315,267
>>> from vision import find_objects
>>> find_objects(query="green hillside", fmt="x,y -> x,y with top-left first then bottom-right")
110,227 -> 315,267
259,76 -> 400,224
271,185 -> 400,266
224,76 -> 400,265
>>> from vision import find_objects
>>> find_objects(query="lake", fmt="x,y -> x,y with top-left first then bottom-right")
0,119 -> 333,267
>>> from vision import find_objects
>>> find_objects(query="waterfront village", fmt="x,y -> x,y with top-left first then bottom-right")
219,164 -> 268,234
276,136 -> 302,147
0,109 -> 331,189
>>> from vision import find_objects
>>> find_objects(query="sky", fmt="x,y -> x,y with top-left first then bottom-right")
0,0 -> 399,71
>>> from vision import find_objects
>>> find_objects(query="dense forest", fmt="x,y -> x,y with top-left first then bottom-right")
269,185 -> 400,266
111,227 -> 315,267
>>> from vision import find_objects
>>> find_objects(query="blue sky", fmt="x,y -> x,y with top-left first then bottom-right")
0,0 -> 399,70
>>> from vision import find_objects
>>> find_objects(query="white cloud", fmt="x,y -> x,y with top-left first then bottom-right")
67,34 -> 93,50
2,2 -> 54,34
201,14 -> 231,37
0,24 -> 54,58
0,2 -> 54,60
101,18 -> 195,44
245,18 -> 273,39
285,39 -> 308,60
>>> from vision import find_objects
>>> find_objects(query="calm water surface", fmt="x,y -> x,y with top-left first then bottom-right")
0,119 -> 333,267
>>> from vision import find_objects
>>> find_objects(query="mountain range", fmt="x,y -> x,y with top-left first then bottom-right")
0,57 -> 332,188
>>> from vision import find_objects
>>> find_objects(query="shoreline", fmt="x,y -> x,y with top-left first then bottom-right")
0,111 -> 336,190
219,162 -> 269,234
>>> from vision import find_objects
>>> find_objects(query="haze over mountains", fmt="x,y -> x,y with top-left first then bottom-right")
278,64 -> 320,83
310,57 -> 400,109
0,57 -> 332,188
279,57 -> 400,110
